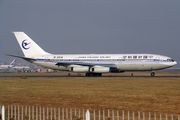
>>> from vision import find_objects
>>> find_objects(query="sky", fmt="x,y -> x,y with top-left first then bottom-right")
0,0 -> 180,67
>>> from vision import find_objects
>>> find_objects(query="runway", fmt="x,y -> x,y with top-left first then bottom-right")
0,75 -> 179,78
0,71 -> 179,78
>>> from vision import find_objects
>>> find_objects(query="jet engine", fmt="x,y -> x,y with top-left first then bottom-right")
69,66 -> 89,72
90,66 -> 110,73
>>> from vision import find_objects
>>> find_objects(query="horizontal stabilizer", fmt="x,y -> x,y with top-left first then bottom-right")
5,54 -> 37,63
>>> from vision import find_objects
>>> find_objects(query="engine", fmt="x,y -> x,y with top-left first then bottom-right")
69,66 -> 124,73
90,66 -> 110,73
90,66 -> 124,73
69,66 -> 89,72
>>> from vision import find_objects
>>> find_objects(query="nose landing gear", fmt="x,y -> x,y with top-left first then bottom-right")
151,71 -> 155,77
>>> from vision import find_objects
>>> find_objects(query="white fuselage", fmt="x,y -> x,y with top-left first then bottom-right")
31,53 -> 177,72
13,66 -> 30,70
0,65 -> 14,69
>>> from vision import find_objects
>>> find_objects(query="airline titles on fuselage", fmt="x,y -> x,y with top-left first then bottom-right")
52,55 -> 153,59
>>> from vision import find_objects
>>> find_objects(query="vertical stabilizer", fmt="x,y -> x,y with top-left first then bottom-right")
10,59 -> 16,66
13,32 -> 49,57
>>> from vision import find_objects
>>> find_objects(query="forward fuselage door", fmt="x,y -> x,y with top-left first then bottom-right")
155,57 -> 160,62
116,56 -> 126,70
155,57 -> 162,69
45,56 -> 49,61
118,56 -> 123,61
74,57 -> 79,62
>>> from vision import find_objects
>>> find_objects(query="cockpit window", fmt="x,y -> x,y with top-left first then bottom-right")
167,59 -> 175,62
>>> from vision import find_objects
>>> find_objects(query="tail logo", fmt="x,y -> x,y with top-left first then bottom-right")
22,40 -> 31,50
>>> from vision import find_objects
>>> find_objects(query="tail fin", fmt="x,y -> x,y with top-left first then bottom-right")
0,61 -> 3,65
10,59 -> 16,66
13,32 -> 49,57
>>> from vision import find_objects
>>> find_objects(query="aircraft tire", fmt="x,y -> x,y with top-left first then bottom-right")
85,73 -> 102,77
92,73 -> 102,76
151,72 -> 155,77
85,73 -> 91,76
92,73 -> 97,76
97,73 -> 102,76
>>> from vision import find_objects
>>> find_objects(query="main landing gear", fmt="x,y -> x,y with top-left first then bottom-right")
151,71 -> 155,77
85,73 -> 102,77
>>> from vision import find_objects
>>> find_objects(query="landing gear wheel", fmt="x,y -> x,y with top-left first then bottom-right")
151,72 -> 155,77
92,73 -> 97,76
92,73 -> 102,76
97,73 -> 102,76
85,73 -> 91,76
131,73 -> 133,76
85,73 -> 102,77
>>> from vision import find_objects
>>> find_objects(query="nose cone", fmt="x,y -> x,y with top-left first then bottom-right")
173,61 -> 177,66
162,61 -> 177,68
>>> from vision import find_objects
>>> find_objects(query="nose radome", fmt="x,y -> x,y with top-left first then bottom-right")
173,61 -> 177,66
161,61 -> 177,67
168,61 -> 177,67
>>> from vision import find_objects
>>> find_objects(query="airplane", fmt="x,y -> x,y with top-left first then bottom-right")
6,32 -> 177,76
13,65 -> 30,72
0,59 -> 16,69
13,66 -> 30,70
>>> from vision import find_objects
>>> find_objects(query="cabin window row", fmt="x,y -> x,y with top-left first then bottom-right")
54,56 -> 63,58
123,56 -> 153,59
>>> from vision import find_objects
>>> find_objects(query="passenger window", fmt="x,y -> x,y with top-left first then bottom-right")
143,56 -> 148,59
138,56 -> 142,59
133,56 -> 137,59
123,56 -> 127,59
128,56 -> 132,59
149,56 -> 153,58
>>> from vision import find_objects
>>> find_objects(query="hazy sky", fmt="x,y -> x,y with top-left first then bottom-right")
0,1 -> 180,67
